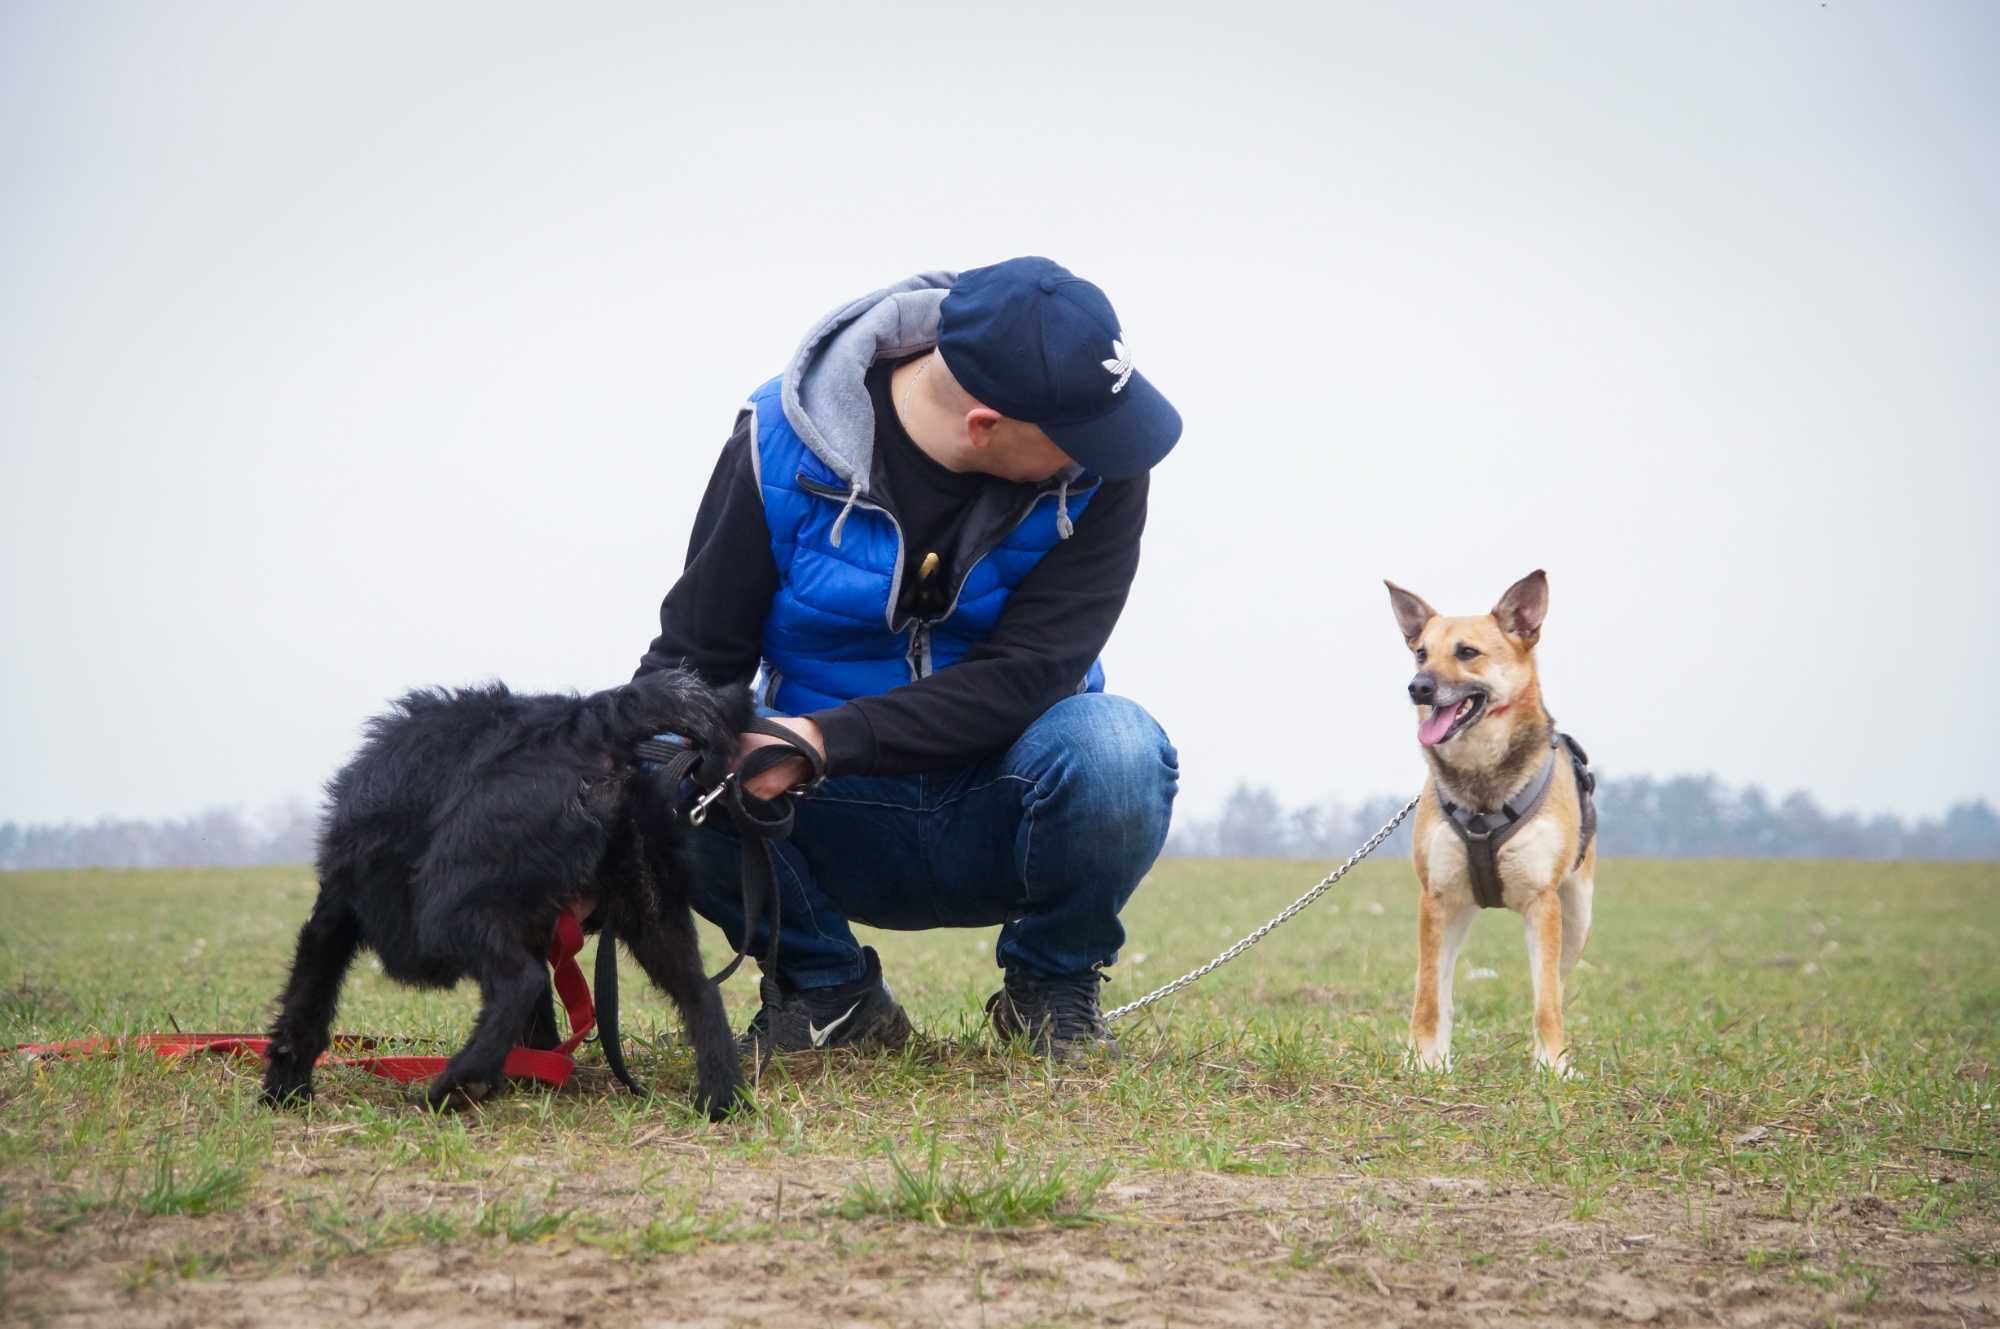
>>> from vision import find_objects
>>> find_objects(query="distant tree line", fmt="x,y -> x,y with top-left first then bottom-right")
3,777 -> 1997,870
0,802 -> 317,871
1164,775 -> 2000,860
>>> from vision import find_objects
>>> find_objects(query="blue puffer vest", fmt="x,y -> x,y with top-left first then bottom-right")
748,376 -> 1106,713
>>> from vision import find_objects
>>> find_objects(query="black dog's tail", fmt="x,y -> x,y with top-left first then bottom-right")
593,928 -> 645,1097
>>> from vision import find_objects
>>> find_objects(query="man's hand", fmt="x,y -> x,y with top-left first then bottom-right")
735,716 -> 825,801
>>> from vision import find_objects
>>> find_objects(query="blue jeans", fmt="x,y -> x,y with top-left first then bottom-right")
683,694 -> 1179,990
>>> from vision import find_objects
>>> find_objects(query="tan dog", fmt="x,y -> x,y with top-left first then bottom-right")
1384,570 -> 1596,1076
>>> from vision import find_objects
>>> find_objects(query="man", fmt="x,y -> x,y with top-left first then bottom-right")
635,258 -> 1180,1061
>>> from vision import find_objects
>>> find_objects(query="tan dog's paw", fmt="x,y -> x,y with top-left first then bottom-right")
1408,1043 -> 1453,1073
1533,1049 -> 1575,1080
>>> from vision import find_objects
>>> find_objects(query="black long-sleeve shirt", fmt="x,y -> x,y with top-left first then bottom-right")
636,361 -> 1148,776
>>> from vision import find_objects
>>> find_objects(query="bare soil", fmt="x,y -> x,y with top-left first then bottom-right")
9,1163 -> 1993,1328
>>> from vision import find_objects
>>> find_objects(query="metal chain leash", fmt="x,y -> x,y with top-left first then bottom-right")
1103,793 -> 1423,1024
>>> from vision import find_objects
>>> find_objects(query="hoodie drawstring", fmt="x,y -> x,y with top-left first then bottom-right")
828,484 -> 861,548
1054,478 -> 1075,540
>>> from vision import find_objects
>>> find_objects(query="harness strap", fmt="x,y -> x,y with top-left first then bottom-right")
1560,732 -> 1597,858
1437,729 -> 1596,910
632,738 -> 705,793
1439,750 -> 1557,909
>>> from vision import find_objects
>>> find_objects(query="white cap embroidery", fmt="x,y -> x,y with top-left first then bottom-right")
1101,339 -> 1134,395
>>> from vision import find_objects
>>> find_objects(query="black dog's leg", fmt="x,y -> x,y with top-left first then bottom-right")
425,930 -> 546,1112
522,979 -> 561,1051
262,892 -> 362,1107
620,907 -> 744,1120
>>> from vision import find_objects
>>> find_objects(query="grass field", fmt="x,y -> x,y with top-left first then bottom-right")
2,858 -> 1995,1326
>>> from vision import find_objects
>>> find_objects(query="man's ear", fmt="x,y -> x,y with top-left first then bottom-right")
1491,569 -> 1549,645
1384,581 -> 1437,646
963,407 -> 1004,450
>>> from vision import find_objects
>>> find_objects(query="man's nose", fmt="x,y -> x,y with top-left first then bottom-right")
1408,673 -> 1437,705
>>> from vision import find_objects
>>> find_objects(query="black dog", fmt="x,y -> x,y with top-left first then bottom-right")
260,669 -> 750,1119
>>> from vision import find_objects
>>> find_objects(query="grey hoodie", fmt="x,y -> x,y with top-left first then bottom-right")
781,270 -> 956,497
778,271 -> 1084,544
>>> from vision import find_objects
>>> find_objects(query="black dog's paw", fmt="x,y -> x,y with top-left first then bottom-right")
692,1080 -> 749,1123
421,1074 -> 503,1113
260,1075 -> 314,1110
261,1045 -> 315,1109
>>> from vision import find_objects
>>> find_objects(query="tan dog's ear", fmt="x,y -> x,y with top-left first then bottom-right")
1491,570 -> 1549,646
1385,581 -> 1437,646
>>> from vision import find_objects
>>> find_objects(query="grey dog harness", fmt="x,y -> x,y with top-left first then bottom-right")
1437,730 -> 1597,910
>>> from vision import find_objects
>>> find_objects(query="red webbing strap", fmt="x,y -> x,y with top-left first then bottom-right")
12,911 -> 599,1090
546,910 -> 595,1055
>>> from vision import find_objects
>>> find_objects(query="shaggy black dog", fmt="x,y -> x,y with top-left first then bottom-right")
260,669 -> 751,1119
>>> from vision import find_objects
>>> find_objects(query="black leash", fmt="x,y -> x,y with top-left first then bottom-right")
595,719 -> 825,1096
594,911 -> 641,1096
700,717 -> 825,985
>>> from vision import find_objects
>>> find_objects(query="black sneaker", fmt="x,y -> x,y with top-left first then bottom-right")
742,946 -> 914,1060
984,965 -> 1119,1062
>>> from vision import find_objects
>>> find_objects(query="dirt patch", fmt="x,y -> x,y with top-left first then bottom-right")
7,1165 -> 1993,1327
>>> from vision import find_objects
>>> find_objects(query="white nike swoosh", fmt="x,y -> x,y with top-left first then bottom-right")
808,1001 -> 862,1048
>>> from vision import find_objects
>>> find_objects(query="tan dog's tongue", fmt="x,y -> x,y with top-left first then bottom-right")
1418,703 -> 1459,747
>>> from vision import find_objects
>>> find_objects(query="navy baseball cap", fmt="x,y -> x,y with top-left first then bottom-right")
937,257 -> 1181,479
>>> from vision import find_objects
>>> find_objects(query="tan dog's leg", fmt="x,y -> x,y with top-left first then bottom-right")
1521,890 -> 1571,1074
1558,871 -> 1593,978
1409,891 -> 1478,1070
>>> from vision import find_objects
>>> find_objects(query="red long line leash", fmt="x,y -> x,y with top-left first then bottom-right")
12,913 -> 599,1090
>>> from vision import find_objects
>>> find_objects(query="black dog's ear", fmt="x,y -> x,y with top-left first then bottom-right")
695,685 -> 755,789
1385,580 -> 1437,647
1491,569 -> 1549,646
717,683 -> 756,738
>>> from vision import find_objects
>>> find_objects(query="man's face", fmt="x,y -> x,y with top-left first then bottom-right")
968,415 -> 1076,483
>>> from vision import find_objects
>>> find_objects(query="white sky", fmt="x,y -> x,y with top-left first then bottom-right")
3,1 -> 1994,826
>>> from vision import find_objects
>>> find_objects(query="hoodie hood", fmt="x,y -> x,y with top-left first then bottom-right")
780,271 -> 956,497
780,270 -> 1091,505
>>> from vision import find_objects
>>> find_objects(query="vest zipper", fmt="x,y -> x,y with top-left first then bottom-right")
927,480 -> 1102,626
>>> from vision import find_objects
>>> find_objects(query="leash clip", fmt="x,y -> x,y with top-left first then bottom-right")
689,776 -> 734,826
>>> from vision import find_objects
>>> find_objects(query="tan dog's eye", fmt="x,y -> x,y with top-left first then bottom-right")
1455,644 -> 1480,662
1414,647 -> 1427,665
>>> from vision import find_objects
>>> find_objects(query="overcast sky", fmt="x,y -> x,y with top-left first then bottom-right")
3,1 -> 1994,827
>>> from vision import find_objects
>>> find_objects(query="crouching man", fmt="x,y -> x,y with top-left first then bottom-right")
635,258 -> 1181,1061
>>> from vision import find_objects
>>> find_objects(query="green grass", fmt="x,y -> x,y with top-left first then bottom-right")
1,858 -> 1995,1287
840,1131 -> 1111,1228
136,1139 -> 252,1218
